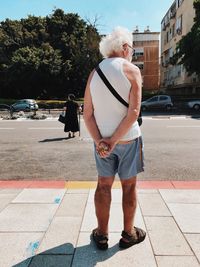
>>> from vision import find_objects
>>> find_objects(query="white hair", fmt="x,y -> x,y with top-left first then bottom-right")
99,27 -> 133,58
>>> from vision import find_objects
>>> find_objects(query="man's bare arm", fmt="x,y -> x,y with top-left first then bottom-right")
83,70 -> 102,146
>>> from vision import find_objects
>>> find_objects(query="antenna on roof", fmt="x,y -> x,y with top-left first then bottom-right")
134,26 -> 139,33
144,26 -> 150,32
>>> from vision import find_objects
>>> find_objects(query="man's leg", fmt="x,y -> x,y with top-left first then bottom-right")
94,176 -> 115,235
121,176 -> 137,234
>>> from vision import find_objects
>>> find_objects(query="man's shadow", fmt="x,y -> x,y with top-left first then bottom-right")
12,235 -> 120,267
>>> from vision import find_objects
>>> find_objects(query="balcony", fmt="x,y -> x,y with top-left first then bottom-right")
170,2 -> 176,18
170,9 -> 176,19
176,27 -> 182,35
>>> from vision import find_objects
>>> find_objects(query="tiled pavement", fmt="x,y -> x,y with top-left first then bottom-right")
0,181 -> 200,267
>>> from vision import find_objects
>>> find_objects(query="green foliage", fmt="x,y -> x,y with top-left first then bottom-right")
172,0 -> 200,76
0,9 -> 102,99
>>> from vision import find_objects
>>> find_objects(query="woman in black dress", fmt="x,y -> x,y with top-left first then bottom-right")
64,94 -> 79,138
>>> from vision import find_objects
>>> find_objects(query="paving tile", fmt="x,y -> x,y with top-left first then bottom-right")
87,189 -> 159,203
12,189 -> 66,204
167,203 -> 200,233
56,193 -> 88,217
29,255 -> 73,267
66,189 -> 89,194
138,189 -> 158,194
0,188 -> 23,194
81,202 -> 145,232
82,189 -> 94,203
156,256 -> 200,267
144,217 -> 193,255
0,233 -> 43,267
0,194 -> 18,212
28,181 -> 65,188
37,217 -> 82,255
0,204 -> 58,231
72,232 -> 157,267
138,193 -> 171,216
185,234 -> 200,262
160,189 -> 200,203
87,189 -> 123,203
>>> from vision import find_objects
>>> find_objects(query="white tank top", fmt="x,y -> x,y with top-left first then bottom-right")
90,57 -> 141,141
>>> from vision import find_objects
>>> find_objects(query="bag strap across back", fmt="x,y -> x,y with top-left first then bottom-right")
95,65 -> 129,108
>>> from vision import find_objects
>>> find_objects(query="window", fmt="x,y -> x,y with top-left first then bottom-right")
176,15 -> 182,34
176,0 -> 184,8
133,48 -> 144,58
160,96 -> 168,101
169,47 -> 173,58
169,28 -> 173,40
172,24 -> 175,37
147,96 -> 158,102
166,31 -> 169,43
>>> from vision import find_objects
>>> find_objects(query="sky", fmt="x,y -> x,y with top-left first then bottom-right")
0,0 -> 174,34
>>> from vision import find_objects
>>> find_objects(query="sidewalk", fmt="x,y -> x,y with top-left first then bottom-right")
0,181 -> 200,267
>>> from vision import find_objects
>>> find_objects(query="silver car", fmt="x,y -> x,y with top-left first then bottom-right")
141,95 -> 173,111
186,100 -> 200,111
11,99 -> 38,112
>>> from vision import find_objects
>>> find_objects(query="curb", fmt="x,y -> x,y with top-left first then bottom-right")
0,180 -> 200,189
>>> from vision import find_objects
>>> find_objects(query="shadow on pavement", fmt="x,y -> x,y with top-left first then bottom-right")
39,137 -> 71,142
13,238 -> 120,267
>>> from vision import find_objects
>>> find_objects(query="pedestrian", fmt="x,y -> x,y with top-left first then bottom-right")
83,27 -> 146,250
64,94 -> 79,138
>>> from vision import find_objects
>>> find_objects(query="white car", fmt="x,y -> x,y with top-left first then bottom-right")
187,100 -> 200,111
11,99 -> 39,112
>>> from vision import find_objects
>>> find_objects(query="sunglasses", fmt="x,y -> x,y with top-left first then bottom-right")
126,44 -> 135,56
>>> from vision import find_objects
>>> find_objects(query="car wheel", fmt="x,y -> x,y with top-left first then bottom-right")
193,104 -> 200,111
25,107 -> 30,112
166,104 -> 172,111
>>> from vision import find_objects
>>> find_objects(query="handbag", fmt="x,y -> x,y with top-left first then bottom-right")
58,111 -> 65,124
95,65 -> 142,126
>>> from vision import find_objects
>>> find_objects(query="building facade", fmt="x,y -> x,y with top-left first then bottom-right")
160,0 -> 198,95
132,29 -> 160,91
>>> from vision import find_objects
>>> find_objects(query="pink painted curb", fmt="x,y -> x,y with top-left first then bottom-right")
0,180 -> 200,189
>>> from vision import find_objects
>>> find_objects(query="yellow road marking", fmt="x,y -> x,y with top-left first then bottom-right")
65,181 -> 121,189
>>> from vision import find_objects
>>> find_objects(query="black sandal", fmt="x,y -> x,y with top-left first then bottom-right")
92,228 -> 108,250
119,226 -> 146,249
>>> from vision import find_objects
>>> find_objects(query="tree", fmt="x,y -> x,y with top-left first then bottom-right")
0,9 -> 102,99
172,0 -> 200,76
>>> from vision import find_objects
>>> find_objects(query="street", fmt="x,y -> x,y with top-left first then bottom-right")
0,116 -> 199,181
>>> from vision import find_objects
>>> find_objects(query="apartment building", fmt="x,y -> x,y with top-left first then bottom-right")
132,28 -> 160,91
160,0 -> 198,95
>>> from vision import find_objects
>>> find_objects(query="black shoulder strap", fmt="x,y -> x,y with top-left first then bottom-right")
95,65 -> 129,108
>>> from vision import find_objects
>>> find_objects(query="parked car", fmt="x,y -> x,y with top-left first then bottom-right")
186,99 -> 200,111
0,104 -> 10,111
11,99 -> 38,112
141,95 -> 173,111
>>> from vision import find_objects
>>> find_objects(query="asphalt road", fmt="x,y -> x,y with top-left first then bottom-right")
0,116 -> 199,181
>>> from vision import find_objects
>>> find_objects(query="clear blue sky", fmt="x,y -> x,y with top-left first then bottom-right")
0,0 -> 174,34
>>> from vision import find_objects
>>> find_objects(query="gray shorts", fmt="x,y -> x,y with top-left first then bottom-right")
94,136 -> 144,180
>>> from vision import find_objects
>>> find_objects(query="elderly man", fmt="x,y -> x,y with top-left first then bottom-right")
83,27 -> 146,250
